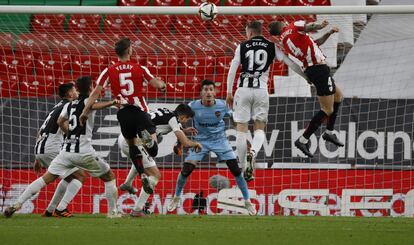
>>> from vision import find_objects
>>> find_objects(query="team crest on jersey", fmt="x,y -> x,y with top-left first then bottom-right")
215,111 -> 221,118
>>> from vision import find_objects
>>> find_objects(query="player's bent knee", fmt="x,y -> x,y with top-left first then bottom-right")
42,171 -> 58,184
181,162 -> 195,177
226,159 -> 241,177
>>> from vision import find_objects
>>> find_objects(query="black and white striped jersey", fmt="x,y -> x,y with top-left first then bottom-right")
148,108 -> 181,136
61,96 -> 96,153
34,99 -> 69,155
234,36 -> 283,89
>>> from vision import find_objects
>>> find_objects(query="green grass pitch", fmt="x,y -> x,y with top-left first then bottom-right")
1,215 -> 414,245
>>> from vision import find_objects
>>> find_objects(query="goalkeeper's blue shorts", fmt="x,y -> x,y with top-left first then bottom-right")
185,137 -> 235,162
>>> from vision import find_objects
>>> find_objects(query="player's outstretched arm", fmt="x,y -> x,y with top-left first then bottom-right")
175,130 -> 202,150
80,84 -> 103,126
91,99 -> 121,110
304,20 -> 329,33
315,27 -> 339,46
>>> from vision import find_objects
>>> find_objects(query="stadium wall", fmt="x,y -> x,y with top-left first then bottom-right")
1,169 -> 413,217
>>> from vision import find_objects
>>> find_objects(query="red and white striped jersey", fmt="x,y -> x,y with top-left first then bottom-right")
96,61 -> 154,112
280,20 -> 326,68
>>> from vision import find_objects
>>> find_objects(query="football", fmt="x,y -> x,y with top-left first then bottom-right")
198,2 -> 218,21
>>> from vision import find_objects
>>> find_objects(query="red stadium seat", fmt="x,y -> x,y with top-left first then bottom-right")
35,53 -> 72,78
19,75 -> 56,97
189,0 -> 221,6
48,34 -> 86,55
146,56 -> 179,77
191,34 -> 236,56
0,55 -> 34,77
175,15 -> 209,36
166,76 -> 200,99
179,56 -> 215,76
153,0 -> 185,6
71,55 -> 108,80
15,34 -> 50,57
224,0 -> 258,6
129,34 -> 159,56
32,14 -> 66,34
103,15 -> 137,35
211,15 -> 247,39
158,36 -> 194,56
137,15 -> 174,36
68,15 -> 102,34
296,0 -> 330,6
259,0 -> 296,5
0,33 -> 15,58
0,75 -> 18,97
118,0 -> 151,5
83,35 -> 116,56
215,56 -> 239,96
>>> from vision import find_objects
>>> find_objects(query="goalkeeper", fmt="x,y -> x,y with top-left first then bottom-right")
167,79 -> 256,215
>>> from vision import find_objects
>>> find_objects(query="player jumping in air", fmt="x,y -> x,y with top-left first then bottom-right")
269,20 -> 343,158
118,104 -> 202,217
168,79 -> 257,215
226,21 -> 307,181
4,77 -> 121,218
80,38 -> 166,194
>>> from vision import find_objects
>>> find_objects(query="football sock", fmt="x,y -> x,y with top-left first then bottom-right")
326,102 -> 341,131
17,177 -> 46,206
235,175 -> 250,200
124,166 -> 138,187
104,179 -> 118,214
134,175 -> 159,211
251,129 -> 265,154
129,145 -> 144,175
175,173 -> 188,197
46,179 -> 68,213
56,179 -> 82,211
303,110 -> 328,139
236,131 -> 248,171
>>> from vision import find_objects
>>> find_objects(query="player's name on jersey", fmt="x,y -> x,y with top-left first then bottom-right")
246,41 -> 269,48
115,64 -> 133,71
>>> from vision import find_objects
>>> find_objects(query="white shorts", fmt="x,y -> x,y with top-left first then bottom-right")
48,151 -> 110,178
118,134 -> 157,169
233,87 -> 269,123
35,152 -> 59,167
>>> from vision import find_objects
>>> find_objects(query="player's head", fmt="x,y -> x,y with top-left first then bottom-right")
76,76 -> 93,97
268,21 -> 285,36
115,37 -> 132,60
200,79 -> 216,105
175,103 -> 194,124
246,20 -> 263,39
58,82 -> 78,101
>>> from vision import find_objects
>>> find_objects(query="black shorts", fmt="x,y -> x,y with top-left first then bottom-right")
117,105 -> 156,140
305,64 -> 336,96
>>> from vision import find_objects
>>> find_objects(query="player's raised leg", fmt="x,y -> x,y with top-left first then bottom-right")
322,86 -> 344,146
130,165 -> 160,217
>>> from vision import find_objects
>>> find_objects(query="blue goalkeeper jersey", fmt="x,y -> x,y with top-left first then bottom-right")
188,99 -> 232,141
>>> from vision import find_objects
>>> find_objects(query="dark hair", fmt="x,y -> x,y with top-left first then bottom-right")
76,76 -> 92,96
200,79 -> 215,90
175,103 -> 194,118
268,21 -> 284,36
246,20 -> 263,34
58,83 -> 75,99
115,37 -> 131,57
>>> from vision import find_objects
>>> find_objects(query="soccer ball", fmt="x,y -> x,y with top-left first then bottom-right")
198,2 -> 218,21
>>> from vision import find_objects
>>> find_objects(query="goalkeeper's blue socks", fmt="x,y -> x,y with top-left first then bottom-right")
235,175 -> 250,200
175,173 -> 188,197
